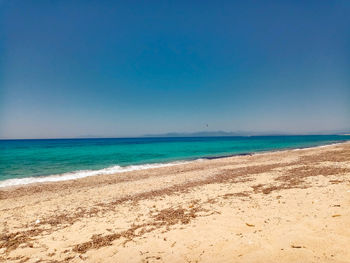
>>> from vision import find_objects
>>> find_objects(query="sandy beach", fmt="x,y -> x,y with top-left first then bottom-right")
1,141 -> 350,263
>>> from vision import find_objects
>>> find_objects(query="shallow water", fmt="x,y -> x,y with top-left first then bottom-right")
0,135 -> 348,187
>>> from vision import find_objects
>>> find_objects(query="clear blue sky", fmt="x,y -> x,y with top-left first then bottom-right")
1,0 -> 349,139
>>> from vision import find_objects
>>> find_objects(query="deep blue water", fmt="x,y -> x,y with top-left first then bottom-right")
0,135 -> 348,186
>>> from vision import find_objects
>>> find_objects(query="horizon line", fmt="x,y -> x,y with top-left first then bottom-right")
1,132 -> 349,141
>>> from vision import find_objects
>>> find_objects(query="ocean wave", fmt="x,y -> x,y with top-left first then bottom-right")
0,161 -> 189,188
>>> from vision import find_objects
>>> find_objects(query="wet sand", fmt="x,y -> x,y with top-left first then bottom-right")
1,141 -> 350,263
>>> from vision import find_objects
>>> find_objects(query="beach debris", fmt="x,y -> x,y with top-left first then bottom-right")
153,207 -> 198,225
245,223 -> 255,227
0,229 -> 45,252
35,219 -> 40,224
73,206 -> 203,254
291,245 -> 302,248
332,214 -> 341,217
145,255 -> 161,260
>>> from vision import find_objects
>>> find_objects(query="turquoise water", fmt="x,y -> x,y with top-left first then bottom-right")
0,135 -> 348,186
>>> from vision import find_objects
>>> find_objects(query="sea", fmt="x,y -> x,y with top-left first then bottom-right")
0,135 -> 349,188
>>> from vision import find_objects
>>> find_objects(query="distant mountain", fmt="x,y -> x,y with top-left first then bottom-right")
144,131 -> 284,137
144,130 -> 350,138
77,134 -> 105,138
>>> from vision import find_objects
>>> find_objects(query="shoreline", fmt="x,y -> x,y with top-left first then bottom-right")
200,140 -> 349,159
1,140 -> 348,189
1,140 -> 350,262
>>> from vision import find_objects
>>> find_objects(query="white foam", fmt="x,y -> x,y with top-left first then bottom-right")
0,161 -> 189,188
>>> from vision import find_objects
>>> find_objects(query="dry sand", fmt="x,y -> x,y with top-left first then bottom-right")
1,141 -> 350,263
